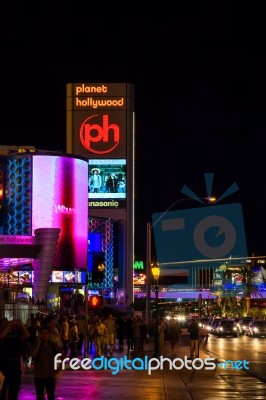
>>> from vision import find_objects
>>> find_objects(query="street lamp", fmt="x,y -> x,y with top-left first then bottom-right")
145,195 -> 216,327
151,261 -> 160,358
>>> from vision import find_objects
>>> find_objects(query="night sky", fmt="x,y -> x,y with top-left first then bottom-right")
1,3 -> 266,259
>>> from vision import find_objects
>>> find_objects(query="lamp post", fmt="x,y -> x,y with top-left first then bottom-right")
151,261 -> 160,358
84,272 -> 89,356
145,196 -> 216,327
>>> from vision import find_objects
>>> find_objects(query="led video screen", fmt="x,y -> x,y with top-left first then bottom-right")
88,159 -> 126,199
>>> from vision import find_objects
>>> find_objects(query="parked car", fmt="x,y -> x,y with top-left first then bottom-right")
247,320 -> 266,338
215,319 -> 238,337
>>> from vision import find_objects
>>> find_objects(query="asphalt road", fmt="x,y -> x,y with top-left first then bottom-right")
201,332 -> 266,382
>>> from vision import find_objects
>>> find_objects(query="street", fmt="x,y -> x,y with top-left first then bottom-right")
201,332 -> 266,382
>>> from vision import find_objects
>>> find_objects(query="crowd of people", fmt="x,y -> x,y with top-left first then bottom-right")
0,312 -> 199,399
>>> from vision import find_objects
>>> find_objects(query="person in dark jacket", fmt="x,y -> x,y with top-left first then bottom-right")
167,319 -> 180,357
187,319 -> 199,359
0,318 -> 30,400
31,324 -> 61,400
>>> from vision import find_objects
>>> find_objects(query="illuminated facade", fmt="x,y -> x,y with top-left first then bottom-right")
0,151 -> 89,301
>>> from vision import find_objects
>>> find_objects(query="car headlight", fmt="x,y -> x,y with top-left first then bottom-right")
254,327 -> 259,332
233,327 -> 237,331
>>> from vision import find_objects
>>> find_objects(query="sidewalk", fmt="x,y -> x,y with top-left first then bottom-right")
19,337 -> 266,400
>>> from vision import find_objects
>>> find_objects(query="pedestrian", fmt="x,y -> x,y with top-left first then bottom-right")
26,318 -> 41,369
167,319 -> 180,357
45,314 -> 63,352
30,324 -> 62,400
124,316 -> 133,353
139,318 -> 148,353
87,316 -> 95,354
0,318 -> 30,400
103,314 -> 116,356
68,319 -> 79,359
187,319 -> 200,359
60,316 -> 69,357
116,315 -> 125,351
94,318 -> 108,357
158,318 -> 165,356
132,316 -> 141,357
76,315 -> 86,356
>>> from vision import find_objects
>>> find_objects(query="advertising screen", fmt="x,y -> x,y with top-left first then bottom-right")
18,271 -> 32,284
52,271 -> 63,283
88,159 -> 126,199
50,270 -> 87,284
133,272 -> 146,286
63,271 -> 76,283
32,155 -> 88,269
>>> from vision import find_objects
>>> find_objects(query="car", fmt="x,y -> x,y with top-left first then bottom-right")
215,319 -> 238,337
209,318 -> 222,334
248,320 -> 266,338
237,317 -> 252,335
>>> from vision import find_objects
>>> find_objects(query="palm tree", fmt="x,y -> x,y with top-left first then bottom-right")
213,263 -> 262,316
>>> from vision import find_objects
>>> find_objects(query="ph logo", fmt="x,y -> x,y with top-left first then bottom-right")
152,173 -> 248,264
80,114 -> 120,155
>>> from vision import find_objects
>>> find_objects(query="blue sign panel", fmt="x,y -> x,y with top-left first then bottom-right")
152,203 -> 247,264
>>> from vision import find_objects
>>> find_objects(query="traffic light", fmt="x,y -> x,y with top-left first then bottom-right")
89,295 -> 103,307
91,251 -> 105,283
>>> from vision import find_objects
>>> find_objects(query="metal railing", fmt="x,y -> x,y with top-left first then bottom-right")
0,288 -> 41,323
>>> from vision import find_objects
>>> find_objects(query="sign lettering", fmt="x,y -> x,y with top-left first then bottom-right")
80,114 -> 120,154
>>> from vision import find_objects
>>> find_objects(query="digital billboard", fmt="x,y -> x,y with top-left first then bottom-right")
51,270 -> 86,283
88,159 -> 126,208
88,159 -> 126,198
32,155 -> 88,269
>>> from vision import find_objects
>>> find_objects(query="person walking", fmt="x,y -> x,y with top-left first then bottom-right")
103,314 -> 116,356
94,318 -> 108,357
45,314 -> 63,352
60,316 -> 69,357
139,318 -> 148,353
87,316 -> 95,354
116,315 -> 125,351
132,316 -> 141,357
30,324 -> 62,400
167,319 -> 180,357
188,319 -> 200,359
158,319 -> 165,356
0,318 -> 30,400
124,316 -> 133,353
68,319 -> 79,359
76,315 -> 86,356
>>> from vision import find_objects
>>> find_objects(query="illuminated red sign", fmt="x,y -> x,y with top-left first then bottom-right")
67,83 -> 133,159
80,114 -> 120,155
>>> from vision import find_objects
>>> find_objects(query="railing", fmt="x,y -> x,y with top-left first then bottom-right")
0,288 -> 41,323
